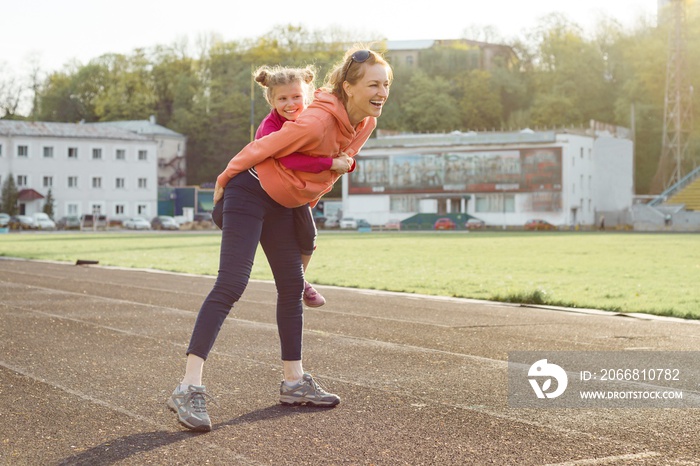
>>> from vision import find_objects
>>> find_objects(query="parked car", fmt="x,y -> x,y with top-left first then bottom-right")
0,213 -> 9,227
80,214 -> 108,230
193,212 -> 215,228
340,217 -> 358,229
33,212 -> 56,230
357,219 -> 371,229
123,217 -> 152,230
194,212 -> 213,223
9,215 -> 37,230
313,216 -> 327,229
56,216 -> 81,230
434,217 -> 456,230
324,218 -> 339,229
385,219 -> 401,230
524,219 -> 557,231
151,215 -> 180,230
465,218 -> 486,230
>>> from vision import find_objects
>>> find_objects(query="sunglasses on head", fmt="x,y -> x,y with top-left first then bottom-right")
343,50 -> 371,83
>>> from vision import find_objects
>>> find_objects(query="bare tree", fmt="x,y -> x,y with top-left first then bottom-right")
0,64 -> 24,119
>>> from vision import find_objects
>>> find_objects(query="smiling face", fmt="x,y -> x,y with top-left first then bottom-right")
271,81 -> 306,121
343,63 -> 391,127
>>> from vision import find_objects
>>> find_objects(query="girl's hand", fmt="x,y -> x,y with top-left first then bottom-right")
214,182 -> 224,204
331,152 -> 353,174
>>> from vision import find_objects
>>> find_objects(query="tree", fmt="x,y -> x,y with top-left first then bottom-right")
1,174 -> 19,215
401,70 -> 461,133
34,62 -> 108,122
43,188 -> 55,218
457,69 -> 503,130
0,72 -> 24,119
525,14 -> 615,128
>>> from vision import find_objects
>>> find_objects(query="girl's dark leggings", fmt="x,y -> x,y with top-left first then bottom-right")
187,171 -> 304,361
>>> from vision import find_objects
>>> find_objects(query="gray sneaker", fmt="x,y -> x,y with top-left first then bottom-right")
279,373 -> 340,407
167,384 -> 214,432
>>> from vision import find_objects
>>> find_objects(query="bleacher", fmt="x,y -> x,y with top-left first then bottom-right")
667,176 -> 700,211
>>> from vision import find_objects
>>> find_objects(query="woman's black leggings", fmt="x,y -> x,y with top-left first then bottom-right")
186,170 -> 304,361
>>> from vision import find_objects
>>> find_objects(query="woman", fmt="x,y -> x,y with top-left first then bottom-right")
169,47 -> 392,432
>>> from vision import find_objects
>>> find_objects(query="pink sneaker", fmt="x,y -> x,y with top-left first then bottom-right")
303,281 -> 326,307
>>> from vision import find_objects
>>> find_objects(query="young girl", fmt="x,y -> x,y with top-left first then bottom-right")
170,47 -> 391,432
213,65 -> 349,307
253,64 -> 353,307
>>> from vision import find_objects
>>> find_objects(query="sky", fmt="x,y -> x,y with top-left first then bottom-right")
1,0 -> 659,76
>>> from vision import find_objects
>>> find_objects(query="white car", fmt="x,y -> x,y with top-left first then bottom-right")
123,217 -> 152,230
340,217 -> 358,229
33,212 -> 56,230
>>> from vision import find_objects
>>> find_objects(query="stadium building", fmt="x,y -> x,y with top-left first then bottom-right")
338,124 -> 634,229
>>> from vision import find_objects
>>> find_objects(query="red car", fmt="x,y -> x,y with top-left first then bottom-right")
524,219 -> 557,231
434,218 -> 456,230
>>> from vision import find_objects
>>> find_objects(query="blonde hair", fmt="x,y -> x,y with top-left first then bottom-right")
325,45 -> 393,105
253,65 -> 316,106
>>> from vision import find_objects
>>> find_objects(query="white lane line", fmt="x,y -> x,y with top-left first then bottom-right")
0,360 -> 263,465
2,302 -> 661,459
543,451 -> 663,465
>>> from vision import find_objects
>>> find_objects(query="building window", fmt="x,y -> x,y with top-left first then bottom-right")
43,146 -> 54,158
17,175 -> 28,187
17,145 -> 28,157
138,177 -> 147,189
0,144 -> 3,156
90,204 -> 103,214
92,148 -> 102,160
116,149 -> 126,160
138,150 -> 148,161
475,194 -> 514,213
92,177 -> 102,189
68,147 -> 78,159
115,204 -> 125,215
390,196 -> 418,213
580,147 -> 584,159
68,176 -> 78,188
67,203 -> 79,215
137,204 -> 148,215
43,176 -> 53,188
115,177 -> 125,189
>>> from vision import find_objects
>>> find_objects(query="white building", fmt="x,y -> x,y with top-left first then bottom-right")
90,116 -> 187,187
342,126 -> 634,228
0,120 -> 158,219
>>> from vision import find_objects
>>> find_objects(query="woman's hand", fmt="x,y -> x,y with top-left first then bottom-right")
214,182 -> 224,204
331,152 -> 353,174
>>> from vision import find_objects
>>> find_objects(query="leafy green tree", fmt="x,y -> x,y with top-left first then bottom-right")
34,62 -> 108,122
1,174 -> 19,215
525,14 -> 615,127
401,70 -> 461,133
457,69 -> 503,130
92,52 -> 157,121
43,188 -> 55,218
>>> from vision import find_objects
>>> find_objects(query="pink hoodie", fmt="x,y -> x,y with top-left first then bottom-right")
216,90 -> 376,208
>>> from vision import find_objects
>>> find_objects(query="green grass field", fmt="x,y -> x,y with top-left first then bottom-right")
1,230 -> 698,319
